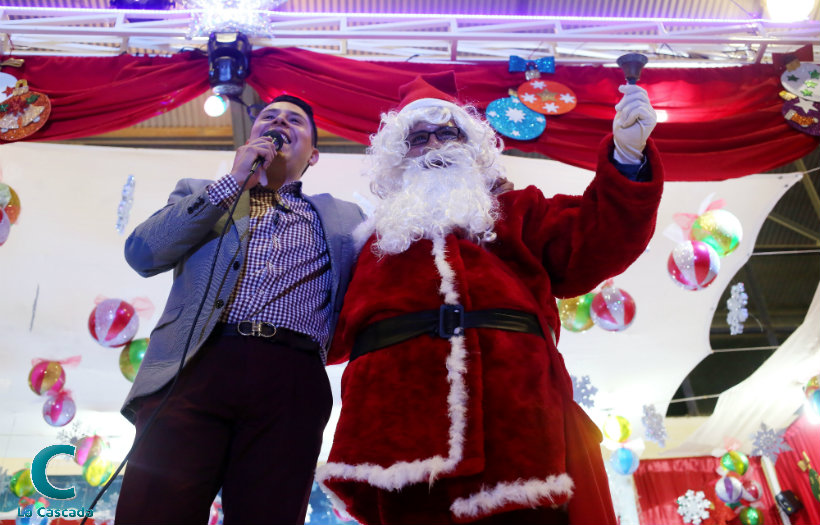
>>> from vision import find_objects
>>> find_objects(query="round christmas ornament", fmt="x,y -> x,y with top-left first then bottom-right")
590,283 -> 636,332
667,240 -> 720,291
781,62 -> 820,102
603,415 -> 632,442
0,207 -> 9,247
782,96 -> 820,136
557,293 -> 595,332
42,390 -> 76,427
0,181 -> 21,224
9,468 -> 35,498
88,298 -> 139,348
0,79 -> 52,141
485,95 -> 546,140
28,360 -> 66,396
690,209 -> 743,257
75,435 -> 108,467
119,337 -> 148,382
83,456 -> 114,487
741,479 -> 762,502
739,506 -> 764,525
517,79 -> 577,115
610,447 -> 640,475
714,475 -> 744,504
720,450 -> 749,476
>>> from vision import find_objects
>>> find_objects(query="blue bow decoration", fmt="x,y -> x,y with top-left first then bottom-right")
509,55 -> 555,74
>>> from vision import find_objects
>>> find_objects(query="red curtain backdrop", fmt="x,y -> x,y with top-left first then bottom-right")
773,414 -> 820,525
633,455 -> 782,525
0,52 -> 209,141
2,47 -> 817,180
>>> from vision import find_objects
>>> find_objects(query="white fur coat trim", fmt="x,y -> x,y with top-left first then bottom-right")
317,235 -> 469,498
450,474 -> 575,519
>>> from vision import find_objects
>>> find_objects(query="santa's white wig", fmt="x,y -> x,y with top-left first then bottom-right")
363,100 -> 507,256
367,101 -> 505,199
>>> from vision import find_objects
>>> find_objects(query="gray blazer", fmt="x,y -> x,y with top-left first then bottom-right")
121,178 -> 365,423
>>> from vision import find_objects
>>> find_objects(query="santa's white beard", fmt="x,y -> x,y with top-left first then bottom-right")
370,146 -> 499,256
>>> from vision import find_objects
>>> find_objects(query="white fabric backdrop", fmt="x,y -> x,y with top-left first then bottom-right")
0,142 -> 801,469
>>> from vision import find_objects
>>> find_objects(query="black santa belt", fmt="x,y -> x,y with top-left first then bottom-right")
350,305 -> 546,362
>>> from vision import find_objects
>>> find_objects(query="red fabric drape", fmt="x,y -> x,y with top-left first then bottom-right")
773,414 -> 820,525
247,47 -> 819,181
633,456 -> 782,525
0,52 -> 209,141
2,48 -> 817,180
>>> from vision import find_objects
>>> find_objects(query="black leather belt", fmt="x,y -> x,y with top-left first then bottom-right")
213,322 -> 321,354
350,305 -> 544,362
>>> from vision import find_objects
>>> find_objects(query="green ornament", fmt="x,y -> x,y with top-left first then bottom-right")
9,468 -> 35,498
720,450 -> 749,475
739,506 -> 763,525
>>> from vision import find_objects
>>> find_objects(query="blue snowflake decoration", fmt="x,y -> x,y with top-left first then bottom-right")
485,95 -> 546,140
571,374 -> 598,409
642,404 -> 668,448
751,423 -> 791,463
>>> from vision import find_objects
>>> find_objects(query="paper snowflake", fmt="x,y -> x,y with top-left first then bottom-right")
559,93 -> 576,104
520,93 -> 537,104
116,174 -> 135,234
677,490 -> 712,525
542,102 -> 559,113
571,375 -> 598,409
505,107 -> 527,123
530,80 -> 546,89
726,282 -> 749,335
751,423 -> 791,462
642,404 -> 668,447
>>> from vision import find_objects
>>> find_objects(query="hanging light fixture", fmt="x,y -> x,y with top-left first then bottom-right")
208,32 -> 251,97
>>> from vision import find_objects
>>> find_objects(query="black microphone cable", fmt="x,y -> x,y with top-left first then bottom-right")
81,130 -> 285,522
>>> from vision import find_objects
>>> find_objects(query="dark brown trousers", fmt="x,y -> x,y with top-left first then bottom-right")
115,333 -> 333,524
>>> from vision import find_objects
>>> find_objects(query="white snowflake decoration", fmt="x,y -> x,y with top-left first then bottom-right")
487,110 -> 498,117
676,490 -> 712,525
116,174 -> 135,234
542,102 -> 559,113
727,282 -> 749,335
511,130 -> 520,136
642,404 -> 668,447
559,93 -> 576,104
751,423 -> 791,462
505,107 -> 527,123
571,375 -> 598,409
530,80 -> 546,89
520,93 -> 537,104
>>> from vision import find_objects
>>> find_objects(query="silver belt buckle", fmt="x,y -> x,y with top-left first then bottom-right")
237,320 -> 277,338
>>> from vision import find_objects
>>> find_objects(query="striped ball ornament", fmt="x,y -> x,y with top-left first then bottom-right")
715,475 -> 744,504
667,240 -> 720,291
590,285 -> 636,332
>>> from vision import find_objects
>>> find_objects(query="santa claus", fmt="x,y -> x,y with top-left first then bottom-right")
317,71 -> 664,524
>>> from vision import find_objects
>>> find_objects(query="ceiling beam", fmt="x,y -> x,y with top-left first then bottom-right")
1,7 -> 817,64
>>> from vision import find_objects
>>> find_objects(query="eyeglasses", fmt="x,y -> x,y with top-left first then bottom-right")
406,126 -> 464,148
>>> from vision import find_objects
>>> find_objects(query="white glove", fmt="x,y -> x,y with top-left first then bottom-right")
612,84 -> 657,165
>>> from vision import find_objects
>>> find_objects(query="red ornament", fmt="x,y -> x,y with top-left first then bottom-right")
88,298 -> 139,348
516,79 -> 577,115
667,240 -> 720,291
590,283 -> 636,332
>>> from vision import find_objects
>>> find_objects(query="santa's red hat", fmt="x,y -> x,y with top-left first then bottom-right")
397,71 -> 463,116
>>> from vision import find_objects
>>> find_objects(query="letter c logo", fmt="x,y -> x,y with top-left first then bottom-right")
31,444 -> 76,500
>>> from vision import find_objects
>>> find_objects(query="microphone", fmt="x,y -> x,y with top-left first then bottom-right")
249,130 -> 285,174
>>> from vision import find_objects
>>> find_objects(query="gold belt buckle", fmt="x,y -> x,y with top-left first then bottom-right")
237,320 -> 277,338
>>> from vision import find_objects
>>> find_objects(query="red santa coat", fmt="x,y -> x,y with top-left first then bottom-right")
318,137 -> 664,524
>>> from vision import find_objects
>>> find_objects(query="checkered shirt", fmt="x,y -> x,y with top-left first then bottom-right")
208,175 -> 332,361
